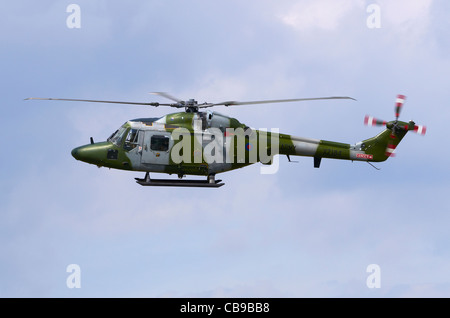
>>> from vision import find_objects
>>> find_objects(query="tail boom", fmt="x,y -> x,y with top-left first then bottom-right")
278,128 -> 407,166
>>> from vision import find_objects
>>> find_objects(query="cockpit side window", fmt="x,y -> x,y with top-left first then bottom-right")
124,129 -> 140,151
150,135 -> 169,151
109,126 -> 128,146
108,129 -> 118,141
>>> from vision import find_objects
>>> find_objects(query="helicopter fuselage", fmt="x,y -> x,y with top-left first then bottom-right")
71,110 -> 401,179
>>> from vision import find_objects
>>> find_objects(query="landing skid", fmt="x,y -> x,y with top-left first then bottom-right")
135,172 -> 224,188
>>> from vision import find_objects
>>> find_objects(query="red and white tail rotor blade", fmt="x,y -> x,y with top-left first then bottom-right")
395,94 -> 406,120
413,125 -> 427,135
364,115 -> 387,126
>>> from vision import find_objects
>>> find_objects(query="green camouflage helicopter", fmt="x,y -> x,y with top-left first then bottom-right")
26,93 -> 426,187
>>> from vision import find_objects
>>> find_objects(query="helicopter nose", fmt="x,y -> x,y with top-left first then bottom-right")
70,142 -> 112,167
71,147 -> 80,160
71,145 -> 90,162
71,144 -> 104,165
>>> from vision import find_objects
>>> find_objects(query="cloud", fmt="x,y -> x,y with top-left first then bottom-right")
2,0 -> 450,298
376,0 -> 433,49
279,0 -> 365,31
0,1 -> 114,48
380,0 -> 432,28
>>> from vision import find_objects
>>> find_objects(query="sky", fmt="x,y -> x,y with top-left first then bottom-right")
1,0 -> 450,297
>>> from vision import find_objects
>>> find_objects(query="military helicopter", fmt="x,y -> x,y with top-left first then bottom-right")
26,93 -> 426,187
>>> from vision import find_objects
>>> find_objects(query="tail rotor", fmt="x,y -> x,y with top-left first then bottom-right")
364,94 -> 426,157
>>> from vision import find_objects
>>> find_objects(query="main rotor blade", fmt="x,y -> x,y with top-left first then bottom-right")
26,95 -> 356,109
149,92 -> 184,104
24,97 -> 172,107
205,96 -> 356,107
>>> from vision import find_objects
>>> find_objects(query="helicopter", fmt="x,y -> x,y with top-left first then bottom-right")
26,93 -> 426,187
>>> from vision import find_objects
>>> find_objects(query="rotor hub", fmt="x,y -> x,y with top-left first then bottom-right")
185,99 -> 199,112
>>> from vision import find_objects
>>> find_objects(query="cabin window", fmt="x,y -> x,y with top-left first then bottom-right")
150,135 -> 169,151
124,129 -> 139,151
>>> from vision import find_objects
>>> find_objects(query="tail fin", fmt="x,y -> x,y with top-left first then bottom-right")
361,94 -> 426,162
359,125 -> 408,162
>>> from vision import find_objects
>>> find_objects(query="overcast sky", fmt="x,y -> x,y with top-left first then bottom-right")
1,0 -> 450,297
